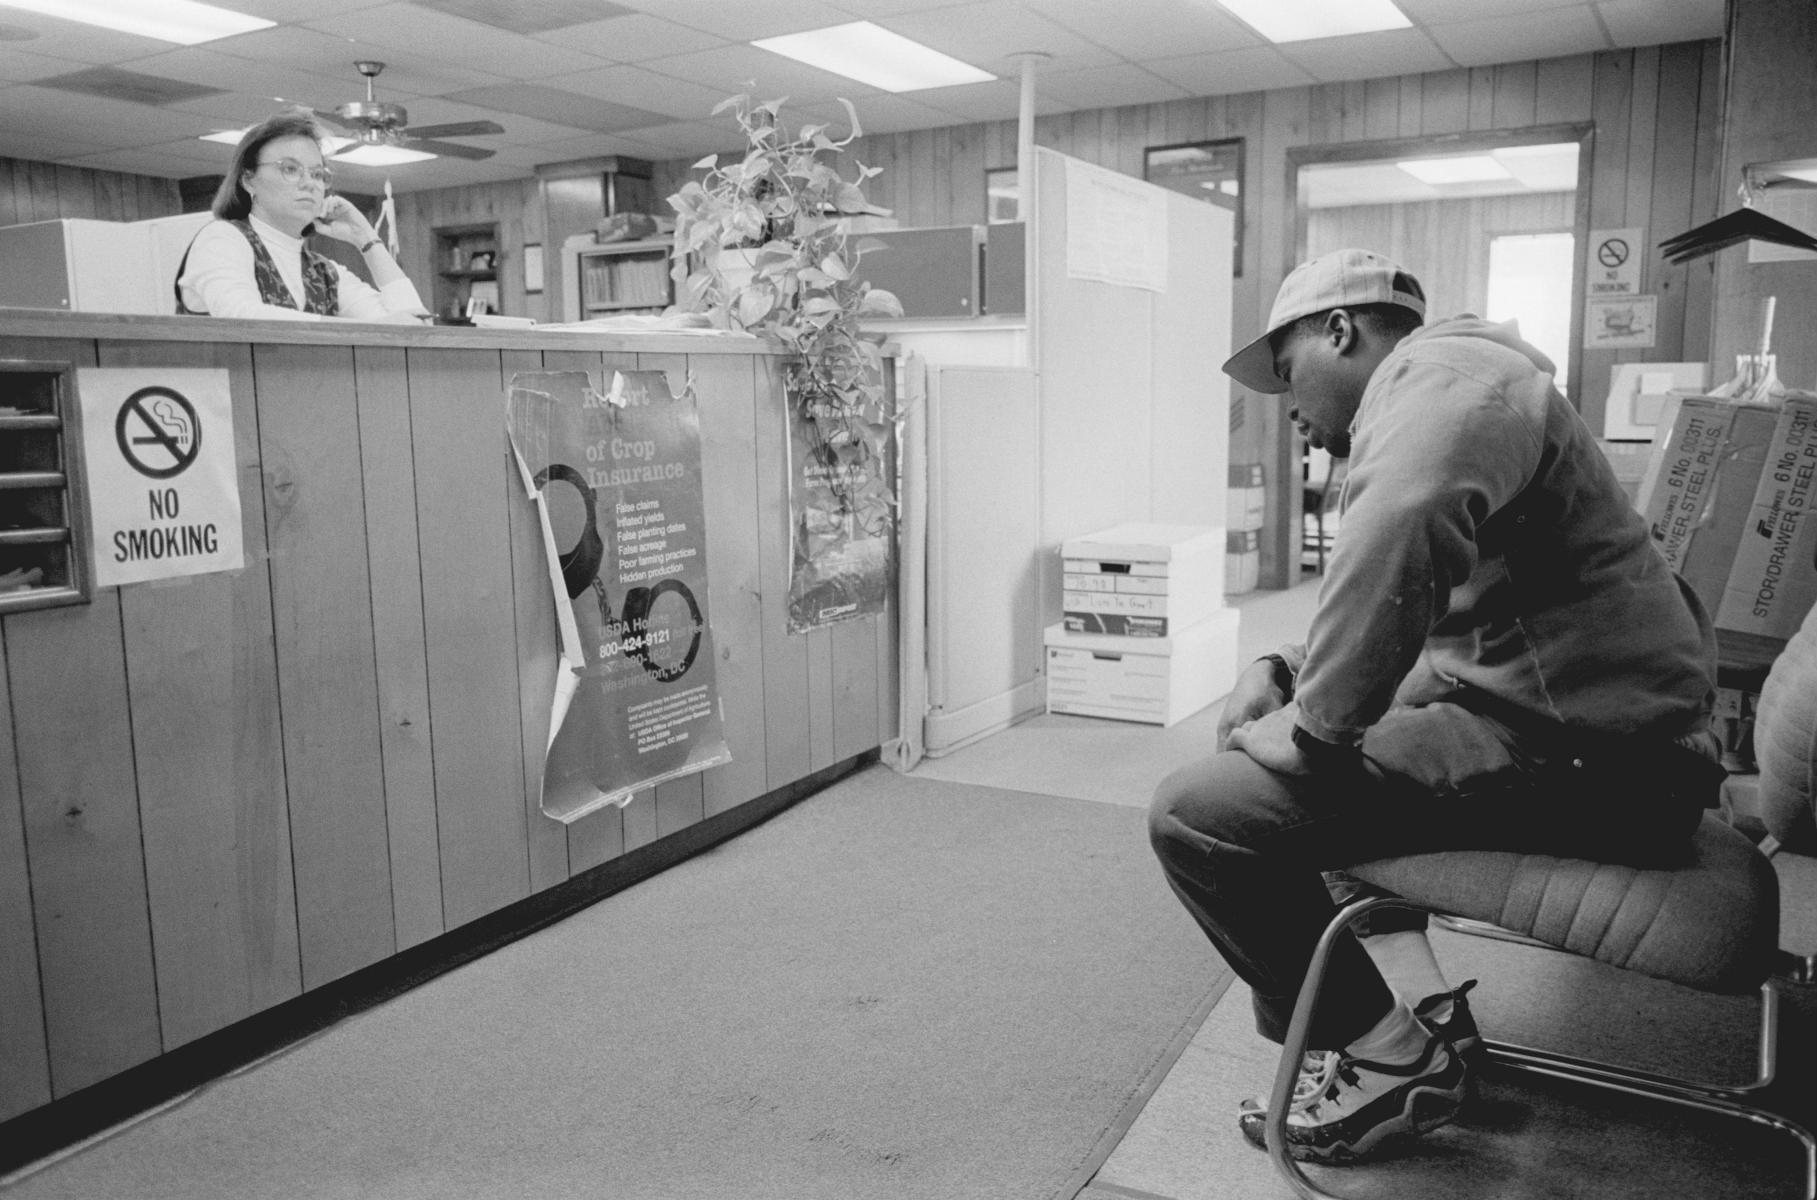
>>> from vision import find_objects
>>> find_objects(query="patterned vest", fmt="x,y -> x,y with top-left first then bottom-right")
176,219 -> 339,315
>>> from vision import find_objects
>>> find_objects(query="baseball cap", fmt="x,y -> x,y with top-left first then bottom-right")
1221,249 -> 1426,394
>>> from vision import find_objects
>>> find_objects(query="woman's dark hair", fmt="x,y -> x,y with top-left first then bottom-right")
210,109 -> 326,220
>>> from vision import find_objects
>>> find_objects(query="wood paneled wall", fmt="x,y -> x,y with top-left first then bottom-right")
0,325 -> 895,1121
651,43 -> 1723,586
0,155 -> 181,227
391,178 -> 546,322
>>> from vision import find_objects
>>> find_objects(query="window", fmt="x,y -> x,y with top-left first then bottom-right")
1486,231 -> 1577,398
1145,139 -> 1244,275
986,167 -> 1019,224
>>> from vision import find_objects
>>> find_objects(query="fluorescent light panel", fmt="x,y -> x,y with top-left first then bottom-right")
752,21 -> 993,92
0,0 -> 273,45
1398,155 -> 1511,184
1214,0 -> 1409,43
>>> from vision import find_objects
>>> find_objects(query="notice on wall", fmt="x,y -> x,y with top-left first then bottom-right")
1065,156 -> 1168,292
1586,227 -> 1644,296
1584,294 -> 1658,349
506,370 -> 729,824
77,367 -> 243,588
786,382 -> 895,632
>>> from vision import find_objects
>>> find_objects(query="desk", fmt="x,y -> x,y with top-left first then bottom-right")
0,309 -> 896,1122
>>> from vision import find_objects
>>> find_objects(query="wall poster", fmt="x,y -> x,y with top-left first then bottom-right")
786,376 -> 895,632
507,369 -> 729,823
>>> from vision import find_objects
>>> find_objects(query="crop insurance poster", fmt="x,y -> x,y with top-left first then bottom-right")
507,370 -> 728,823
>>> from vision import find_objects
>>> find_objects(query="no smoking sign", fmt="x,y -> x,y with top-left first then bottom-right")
78,368 -> 243,588
1587,226 -> 1643,296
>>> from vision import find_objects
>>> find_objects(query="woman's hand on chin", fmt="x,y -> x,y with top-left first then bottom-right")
313,196 -> 377,246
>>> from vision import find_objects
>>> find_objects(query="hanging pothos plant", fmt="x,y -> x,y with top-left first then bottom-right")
666,93 -> 903,526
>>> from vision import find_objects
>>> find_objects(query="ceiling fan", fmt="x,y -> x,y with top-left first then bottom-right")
315,60 -> 504,161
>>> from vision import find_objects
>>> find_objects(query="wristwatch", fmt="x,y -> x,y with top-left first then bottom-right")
1259,653 -> 1295,695
1291,723 -> 1363,770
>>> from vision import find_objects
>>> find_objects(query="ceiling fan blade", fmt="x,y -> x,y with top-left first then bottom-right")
406,120 -> 504,139
407,138 -> 497,161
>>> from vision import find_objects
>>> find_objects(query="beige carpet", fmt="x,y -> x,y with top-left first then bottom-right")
1,767 -> 1231,1200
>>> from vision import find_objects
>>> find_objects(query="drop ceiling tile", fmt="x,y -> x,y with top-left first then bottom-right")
60,142 -> 231,177
230,0 -> 395,19
542,65 -> 731,122
441,83 -> 669,134
900,78 -> 1070,123
527,129 -> 676,162
1394,0 -> 1590,20
304,4 -> 616,76
788,94 -> 961,138
1032,63 -> 1193,110
881,2 -> 1120,75
0,126 -> 117,165
1277,27 -> 1456,82
0,14 -> 171,66
1022,0 -> 1264,59
821,0 -> 979,16
411,0 -> 636,34
0,47 -> 89,84
640,43 -> 888,104
618,0 -> 870,42
1422,6 -> 1609,67
1144,45 -> 1318,96
528,13 -> 728,61
194,26 -> 504,98
1596,0 -> 1724,47
165,91 -> 318,124
554,121 -> 733,161
36,65 -> 227,106
4,84 -> 224,146
120,48 -> 349,108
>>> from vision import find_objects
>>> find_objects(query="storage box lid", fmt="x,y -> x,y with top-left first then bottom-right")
1062,523 -> 1221,562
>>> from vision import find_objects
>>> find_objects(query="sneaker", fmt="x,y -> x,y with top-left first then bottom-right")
1237,1032 -> 1468,1164
1414,979 -> 1484,1065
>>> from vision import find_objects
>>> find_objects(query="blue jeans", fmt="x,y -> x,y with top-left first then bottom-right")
1147,701 -> 1718,1049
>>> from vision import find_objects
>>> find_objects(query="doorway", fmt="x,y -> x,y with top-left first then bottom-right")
1287,125 -> 1592,573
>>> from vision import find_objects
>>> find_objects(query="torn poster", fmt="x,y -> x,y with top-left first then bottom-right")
507,369 -> 729,823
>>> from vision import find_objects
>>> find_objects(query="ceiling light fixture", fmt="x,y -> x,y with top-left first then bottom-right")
1397,155 -> 1512,184
201,129 -> 358,156
0,0 -> 273,45
753,21 -> 993,92
333,144 -> 436,166
1213,0 -> 1409,44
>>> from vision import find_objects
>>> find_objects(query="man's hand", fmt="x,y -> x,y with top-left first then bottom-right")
1216,658 -> 1291,751
1224,702 -> 1312,775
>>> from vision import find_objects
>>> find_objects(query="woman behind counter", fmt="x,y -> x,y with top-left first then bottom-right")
177,110 -> 428,322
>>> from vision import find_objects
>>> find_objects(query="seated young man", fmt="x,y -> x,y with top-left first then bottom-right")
1148,248 -> 1722,1163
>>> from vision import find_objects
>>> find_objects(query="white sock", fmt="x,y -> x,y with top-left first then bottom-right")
1357,930 -> 1452,1010
1343,998 -> 1427,1067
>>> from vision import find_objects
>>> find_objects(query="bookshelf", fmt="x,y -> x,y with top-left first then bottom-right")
562,237 -> 672,321
432,223 -> 500,317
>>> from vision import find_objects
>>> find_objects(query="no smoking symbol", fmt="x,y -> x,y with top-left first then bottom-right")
1597,238 -> 1630,268
115,386 -> 201,480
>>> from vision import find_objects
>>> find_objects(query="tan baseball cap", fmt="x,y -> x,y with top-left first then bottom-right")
1221,249 -> 1426,394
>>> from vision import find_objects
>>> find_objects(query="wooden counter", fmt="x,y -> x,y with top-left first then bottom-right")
0,310 -> 897,1125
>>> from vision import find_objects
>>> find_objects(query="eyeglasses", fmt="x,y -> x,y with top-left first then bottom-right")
256,158 -> 333,188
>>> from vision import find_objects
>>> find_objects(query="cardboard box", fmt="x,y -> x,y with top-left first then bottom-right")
1635,395 -> 1781,613
1226,528 -> 1260,594
1227,462 -> 1265,532
1716,397 -> 1817,638
1043,608 -> 1240,726
0,218 -> 158,313
1061,523 -> 1222,637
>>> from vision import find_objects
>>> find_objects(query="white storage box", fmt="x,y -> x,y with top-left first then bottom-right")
1228,462 -> 1265,532
1061,523 -> 1223,637
1044,608 -> 1239,726
0,218 -> 158,313
1226,528 -> 1260,595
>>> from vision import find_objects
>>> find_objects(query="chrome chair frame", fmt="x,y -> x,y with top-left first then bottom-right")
1264,896 -> 1817,1200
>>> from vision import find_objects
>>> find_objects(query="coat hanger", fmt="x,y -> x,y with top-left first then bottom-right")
1659,167 -> 1817,263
